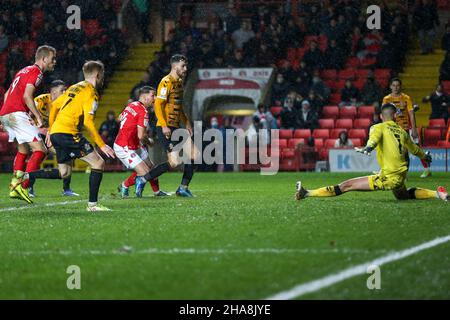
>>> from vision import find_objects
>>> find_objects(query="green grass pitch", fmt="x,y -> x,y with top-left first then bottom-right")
0,171 -> 449,299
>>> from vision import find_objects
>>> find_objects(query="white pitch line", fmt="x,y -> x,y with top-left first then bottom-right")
0,200 -> 83,212
266,234 -> 450,300
7,247 -> 387,256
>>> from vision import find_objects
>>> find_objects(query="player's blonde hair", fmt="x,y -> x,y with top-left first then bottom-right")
35,45 -> 56,61
82,60 -> 105,77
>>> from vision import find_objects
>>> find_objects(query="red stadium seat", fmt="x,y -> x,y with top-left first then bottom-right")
325,139 -> 336,149
428,119 -> 446,128
360,57 -> 376,67
314,138 -> 324,150
276,139 -> 288,148
280,158 -> 299,171
348,129 -> 367,140
423,129 -> 442,146
281,148 -> 296,159
324,80 -> 338,91
338,69 -> 356,80
331,128 -> 347,139
82,19 -> 103,38
339,106 -> 357,119
355,69 -> 369,79
322,106 -> 339,118
279,129 -> 293,139
319,118 -> 335,129
374,68 -> 391,79
312,129 -> 330,139
294,129 -> 311,139
321,69 -> 337,80
358,106 -> 375,118
335,79 -> 346,91
345,57 -> 360,68
297,47 -> 307,59
354,118 -> 371,129
442,81 -> 450,94
437,140 -> 450,147
329,93 -> 341,104
270,106 -> 282,116
335,119 -> 353,130
354,78 -> 365,90
351,138 -> 362,147
288,138 -> 305,148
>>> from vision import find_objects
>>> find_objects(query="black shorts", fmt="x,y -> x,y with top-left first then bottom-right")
50,133 -> 94,163
156,126 -> 190,152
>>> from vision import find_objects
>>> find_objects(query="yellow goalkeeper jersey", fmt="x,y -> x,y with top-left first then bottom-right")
49,80 -> 105,147
367,120 -> 425,176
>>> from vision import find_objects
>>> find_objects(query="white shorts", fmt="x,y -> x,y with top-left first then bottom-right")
113,144 -> 149,169
0,111 -> 41,144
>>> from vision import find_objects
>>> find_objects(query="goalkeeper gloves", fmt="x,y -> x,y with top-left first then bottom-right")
423,151 -> 432,164
354,146 -> 374,156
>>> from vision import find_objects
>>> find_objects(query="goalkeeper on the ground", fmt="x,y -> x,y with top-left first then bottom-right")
295,103 -> 449,202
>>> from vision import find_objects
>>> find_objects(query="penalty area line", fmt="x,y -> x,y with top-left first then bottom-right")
265,234 -> 450,300
0,200 -> 84,212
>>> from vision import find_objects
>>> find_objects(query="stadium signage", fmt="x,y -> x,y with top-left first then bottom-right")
329,149 -> 380,172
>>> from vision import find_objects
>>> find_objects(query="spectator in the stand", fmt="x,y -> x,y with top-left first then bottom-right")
99,111 -> 120,147
6,45 -> 26,72
130,72 -> 151,101
255,41 -> 275,67
297,100 -> 319,130
442,23 -> 450,52
440,51 -> 450,81
324,39 -> 345,69
361,73 -> 383,107
293,76 -> 310,99
422,84 -> 449,122
133,0 -> 152,42
12,11 -> 28,39
224,6 -> 241,34
99,2 -> 117,29
232,20 -> 255,49
307,90 -> 325,114
253,103 -> 277,129
280,94 -> 298,129
210,55 -> 225,68
0,25 -> 8,54
282,17 -> 304,48
413,0 -> 439,55
246,116 -> 268,146
226,49 -> 247,67
310,74 -> 330,103
334,131 -> 353,148
322,18 -> 344,43
340,79 -> 361,107
294,60 -> 312,84
303,41 -> 324,70
271,73 -> 290,105
305,5 -> 321,35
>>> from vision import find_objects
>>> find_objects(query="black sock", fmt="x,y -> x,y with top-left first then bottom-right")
63,175 -> 71,191
29,176 -> 36,189
143,162 -> 170,181
29,169 -> 61,180
181,164 -> 194,187
89,169 -> 103,203
334,185 -> 343,196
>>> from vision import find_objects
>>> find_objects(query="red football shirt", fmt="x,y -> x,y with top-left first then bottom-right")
0,64 -> 43,116
115,101 -> 148,150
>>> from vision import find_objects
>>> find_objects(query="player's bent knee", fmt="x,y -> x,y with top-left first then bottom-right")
167,153 -> 182,168
91,157 -> 105,170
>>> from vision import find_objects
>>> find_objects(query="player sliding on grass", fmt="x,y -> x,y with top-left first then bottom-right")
114,86 -> 168,198
134,54 -> 199,197
28,80 -> 79,198
11,61 -> 116,211
296,103 -> 449,202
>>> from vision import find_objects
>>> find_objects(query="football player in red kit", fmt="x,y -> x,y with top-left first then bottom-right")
114,86 -> 168,198
0,45 -> 56,202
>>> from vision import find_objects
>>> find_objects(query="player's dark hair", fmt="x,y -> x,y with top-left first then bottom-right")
138,85 -> 155,96
170,54 -> 187,64
50,80 -> 65,89
390,77 -> 402,85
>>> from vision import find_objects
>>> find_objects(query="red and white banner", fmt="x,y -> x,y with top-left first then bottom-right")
192,68 -> 274,119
